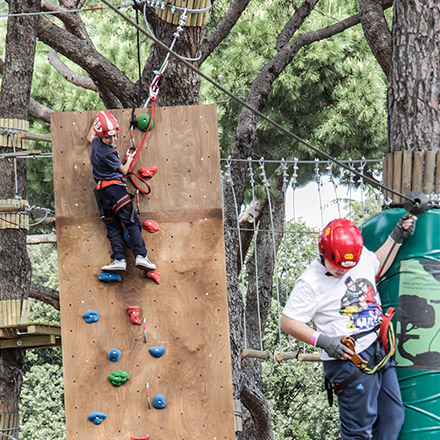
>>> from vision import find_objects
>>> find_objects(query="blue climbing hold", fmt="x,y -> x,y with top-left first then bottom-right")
124,231 -> 132,248
108,348 -> 121,362
82,310 -> 99,323
98,272 -> 122,282
88,412 -> 107,425
153,394 -> 167,409
148,346 -> 166,358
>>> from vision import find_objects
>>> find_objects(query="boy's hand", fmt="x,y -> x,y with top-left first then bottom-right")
316,334 -> 352,359
390,214 -> 417,244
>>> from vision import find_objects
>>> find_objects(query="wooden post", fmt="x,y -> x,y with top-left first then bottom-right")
155,0 -> 210,26
0,413 -> 20,440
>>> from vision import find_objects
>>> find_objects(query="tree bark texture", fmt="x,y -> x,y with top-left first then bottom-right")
358,0 -> 392,79
0,0 -> 38,414
388,1 -> 440,152
239,185 -> 285,439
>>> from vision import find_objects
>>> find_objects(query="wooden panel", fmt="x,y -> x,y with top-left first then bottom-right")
412,151 -> 424,192
392,151 -> 402,203
51,105 -> 235,440
401,151 -> 412,197
423,150 -> 436,195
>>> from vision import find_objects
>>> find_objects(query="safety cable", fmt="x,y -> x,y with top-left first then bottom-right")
0,0 -> 212,19
100,0 -> 416,204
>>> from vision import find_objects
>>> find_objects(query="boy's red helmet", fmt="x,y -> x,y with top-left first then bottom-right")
93,111 -> 119,137
318,219 -> 363,270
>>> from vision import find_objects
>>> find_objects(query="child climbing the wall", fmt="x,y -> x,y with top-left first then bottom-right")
88,110 -> 156,273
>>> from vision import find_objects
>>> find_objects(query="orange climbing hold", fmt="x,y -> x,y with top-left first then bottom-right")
147,270 -> 161,284
138,166 -> 157,178
142,219 -> 160,233
127,306 -> 142,325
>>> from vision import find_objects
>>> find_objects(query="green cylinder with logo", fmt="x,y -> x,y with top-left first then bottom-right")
362,207 -> 440,439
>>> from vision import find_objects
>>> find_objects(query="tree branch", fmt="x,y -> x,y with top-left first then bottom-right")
48,49 -> 98,91
37,15 -> 138,108
41,0 -> 90,40
199,0 -> 251,65
276,0 -> 320,51
358,0 -> 392,79
240,385 -> 272,440
29,283 -> 60,310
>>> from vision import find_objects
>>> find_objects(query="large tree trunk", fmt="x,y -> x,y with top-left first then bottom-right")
0,0 -> 39,416
388,2 -> 440,152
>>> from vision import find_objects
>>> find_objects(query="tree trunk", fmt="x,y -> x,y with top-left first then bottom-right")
239,184 -> 285,439
388,1 -> 440,152
0,0 -> 39,415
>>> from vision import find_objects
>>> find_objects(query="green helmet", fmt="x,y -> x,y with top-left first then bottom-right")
137,114 -> 154,132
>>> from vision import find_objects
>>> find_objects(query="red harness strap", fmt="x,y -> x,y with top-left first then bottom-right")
378,307 -> 396,355
96,179 -> 125,190
112,194 -> 131,214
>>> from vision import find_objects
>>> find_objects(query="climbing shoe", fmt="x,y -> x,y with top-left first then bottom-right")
101,259 -> 127,272
135,255 -> 156,271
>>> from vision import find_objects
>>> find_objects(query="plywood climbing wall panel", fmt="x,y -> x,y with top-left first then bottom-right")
51,105 -> 235,440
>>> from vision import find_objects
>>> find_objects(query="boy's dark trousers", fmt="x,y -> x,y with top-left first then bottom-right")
97,184 -> 147,260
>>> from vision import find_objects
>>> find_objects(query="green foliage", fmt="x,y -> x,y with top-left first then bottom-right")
260,220 -> 341,439
27,243 -> 59,291
20,364 -> 66,440
22,244 -> 64,438
202,0 -> 388,187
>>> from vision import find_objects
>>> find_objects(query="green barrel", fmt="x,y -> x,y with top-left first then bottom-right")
362,208 -> 440,439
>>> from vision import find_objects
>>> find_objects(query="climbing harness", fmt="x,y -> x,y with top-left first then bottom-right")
325,307 -> 397,405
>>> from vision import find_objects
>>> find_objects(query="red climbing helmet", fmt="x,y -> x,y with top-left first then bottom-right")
93,111 -> 119,137
318,219 -> 363,270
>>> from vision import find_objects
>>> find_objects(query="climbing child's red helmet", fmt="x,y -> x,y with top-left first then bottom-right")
318,219 -> 363,270
93,111 -> 119,137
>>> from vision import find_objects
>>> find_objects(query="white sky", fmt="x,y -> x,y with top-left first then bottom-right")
286,176 -> 369,228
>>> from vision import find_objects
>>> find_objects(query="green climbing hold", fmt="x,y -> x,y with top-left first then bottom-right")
137,114 -> 154,132
108,370 -> 130,387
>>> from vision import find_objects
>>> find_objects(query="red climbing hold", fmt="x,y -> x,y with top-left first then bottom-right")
147,270 -> 161,284
131,436 -> 150,440
139,166 -> 157,178
127,306 -> 142,325
142,219 -> 160,233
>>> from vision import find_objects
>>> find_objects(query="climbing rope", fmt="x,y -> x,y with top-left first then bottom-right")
102,0 -> 420,206
223,158 -> 249,351
250,159 -> 264,352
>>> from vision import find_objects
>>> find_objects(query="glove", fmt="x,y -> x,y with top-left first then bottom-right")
315,334 -> 349,359
390,214 -> 416,244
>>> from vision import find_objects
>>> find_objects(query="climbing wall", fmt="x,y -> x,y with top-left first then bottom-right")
51,105 -> 235,440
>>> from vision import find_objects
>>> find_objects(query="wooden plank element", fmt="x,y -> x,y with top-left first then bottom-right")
401,151 -> 413,197
435,153 -> 440,194
0,334 -> 60,349
0,322 -> 61,339
0,118 -> 29,149
412,151 -> 424,193
423,150 -> 436,195
392,151 -> 403,204
0,413 -> 19,440
275,351 -> 298,361
242,348 -> 268,359
51,105 -> 235,440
